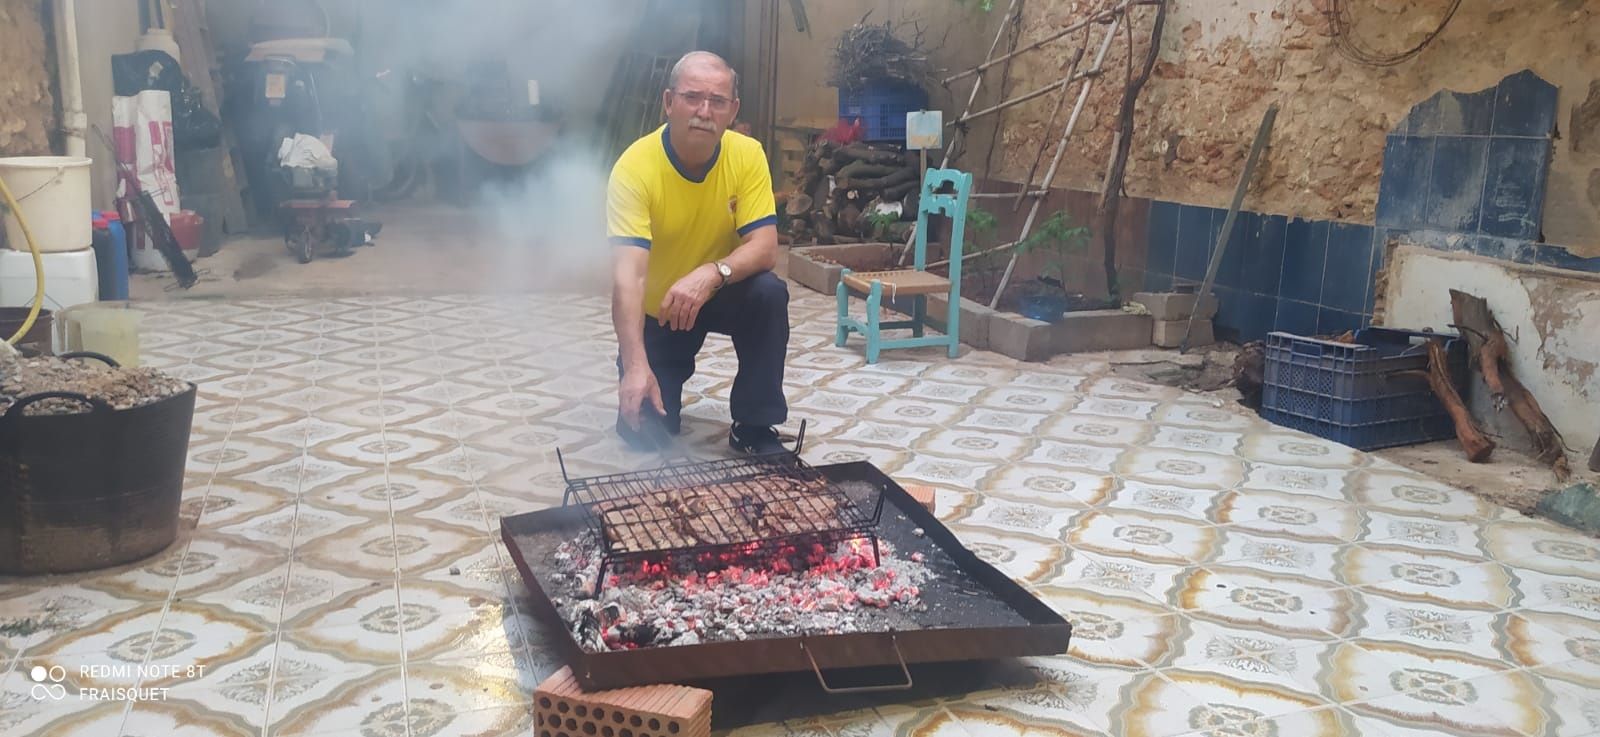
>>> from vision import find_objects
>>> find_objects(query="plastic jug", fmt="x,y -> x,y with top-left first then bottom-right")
57,302 -> 143,367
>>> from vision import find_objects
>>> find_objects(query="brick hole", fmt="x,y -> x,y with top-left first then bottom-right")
583,722 -> 598,735
576,705 -> 588,717
559,701 -> 571,713
538,696 -> 552,709
668,721 -> 681,734
649,718 -> 661,731
630,716 -> 643,727
613,712 -> 626,724
566,717 -> 579,730
603,727 -> 615,737
593,708 -> 606,721
546,713 -> 564,727
621,729 -> 634,737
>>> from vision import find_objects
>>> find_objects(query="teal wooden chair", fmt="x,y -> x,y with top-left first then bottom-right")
835,167 -> 972,363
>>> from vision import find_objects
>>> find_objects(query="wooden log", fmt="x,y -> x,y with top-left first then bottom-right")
882,180 -> 918,201
1450,289 -> 1571,480
845,167 -> 918,191
835,160 -> 902,182
812,212 -> 835,242
785,193 -> 813,216
835,143 -> 906,166
838,203 -> 863,233
1412,339 -> 1495,462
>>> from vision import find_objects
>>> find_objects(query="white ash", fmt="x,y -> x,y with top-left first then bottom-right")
547,532 -> 932,652
0,355 -> 189,416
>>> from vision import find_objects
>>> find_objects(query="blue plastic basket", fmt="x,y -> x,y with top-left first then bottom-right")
1260,327 -> 1468,450
838,81 -> 929,143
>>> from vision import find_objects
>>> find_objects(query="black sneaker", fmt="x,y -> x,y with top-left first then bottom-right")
729,423 -> 787,455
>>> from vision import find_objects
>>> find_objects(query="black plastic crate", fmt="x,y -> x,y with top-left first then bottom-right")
1260,327 -> 1467,450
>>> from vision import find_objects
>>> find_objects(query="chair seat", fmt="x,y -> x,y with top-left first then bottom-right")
842,269 -> 951,296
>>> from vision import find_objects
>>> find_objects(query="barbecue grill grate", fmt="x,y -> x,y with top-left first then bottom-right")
556,421 -> 886,593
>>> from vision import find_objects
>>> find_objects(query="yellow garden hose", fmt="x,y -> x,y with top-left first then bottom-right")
0,171 -> 47,346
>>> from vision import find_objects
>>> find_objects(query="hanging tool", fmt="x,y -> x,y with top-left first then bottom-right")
1179,102 -> 1278,353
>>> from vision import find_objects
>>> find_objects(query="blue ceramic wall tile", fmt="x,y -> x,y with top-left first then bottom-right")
1318,307 -> 1363,336
1479,136 -> 1549,240
1215,210 -> 1258,291
1175,205 -> 1213,282
1425,136 -> 1488,232
1363,229 -> 1384,315
1417,89 -> 1497,136
1492,69 -> 1558,138
1143,269 -> 1173,292
1280,218 -> 1328,305
1534,244 -> 1600,273
1213,286 -> 1243,335
1322,223 -> 1375,314
1375,135 -> 1434,228
1469,234 -> 1514,260
1245,214 -> 1288,296
1237,293 -> 1278,343
1510,240 -> 1539,264
1147,200 -> 1181,276
1275,298 -> 1319,336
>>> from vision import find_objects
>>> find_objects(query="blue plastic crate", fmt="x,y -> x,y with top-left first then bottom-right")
1260,327 -> 1468,450
838,81 -> 929,143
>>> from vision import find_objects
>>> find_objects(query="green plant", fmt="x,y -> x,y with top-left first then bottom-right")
865,210 -> 899,238
962,206 -> 1001,294
1016,210 -> 1090,296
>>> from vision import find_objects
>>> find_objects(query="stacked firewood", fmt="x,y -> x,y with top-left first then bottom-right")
781,140 -> 922,245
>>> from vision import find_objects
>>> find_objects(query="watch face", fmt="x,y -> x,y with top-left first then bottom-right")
718,263 -> 732,277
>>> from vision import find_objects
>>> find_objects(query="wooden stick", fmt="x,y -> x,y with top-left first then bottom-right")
1098,0 -> 1168,308
942,0 -> 1133,84
1450,289 -> 1571,480
1404,340 -> 1495,462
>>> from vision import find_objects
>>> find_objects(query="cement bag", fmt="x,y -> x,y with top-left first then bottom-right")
113,90 -> 180,215
113,90 -> 183,271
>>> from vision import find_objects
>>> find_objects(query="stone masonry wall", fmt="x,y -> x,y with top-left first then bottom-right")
0,0 -> 55,156
990,0 -> 1600,253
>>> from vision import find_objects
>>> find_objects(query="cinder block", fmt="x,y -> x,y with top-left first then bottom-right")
926,294 -> 995,351
903,484 -> 937,514
786,249 -> 843,295
988,313 -> 1055,362
535,666 -> 712,737
1052,310 -> 1153,353
1153,318 -> 1212,348
1132,292 -> 1218,321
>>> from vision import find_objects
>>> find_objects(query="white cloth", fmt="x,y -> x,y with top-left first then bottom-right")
277,134 -> 338,171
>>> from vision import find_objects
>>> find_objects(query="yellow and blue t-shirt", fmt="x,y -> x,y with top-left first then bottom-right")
607,124 -> 777,318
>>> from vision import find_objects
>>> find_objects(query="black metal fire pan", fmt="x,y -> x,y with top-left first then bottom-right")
501,460 -> 1072,692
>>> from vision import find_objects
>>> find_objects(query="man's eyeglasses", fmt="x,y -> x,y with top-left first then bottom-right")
673,91 -> 734,112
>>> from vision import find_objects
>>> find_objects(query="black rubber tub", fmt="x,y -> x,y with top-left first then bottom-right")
0,352 -> 196,575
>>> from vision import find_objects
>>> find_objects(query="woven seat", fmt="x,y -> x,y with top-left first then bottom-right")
841,270 -> 950,296
836,168 -> 973,363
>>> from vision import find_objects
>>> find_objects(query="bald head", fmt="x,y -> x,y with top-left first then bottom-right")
669,51 -> 739,100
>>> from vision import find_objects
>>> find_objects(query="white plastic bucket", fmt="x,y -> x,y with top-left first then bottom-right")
0,156 -> 93,253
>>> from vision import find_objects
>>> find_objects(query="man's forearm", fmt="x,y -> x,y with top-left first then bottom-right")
612,275 -> 649,370
716,228 -> 778,284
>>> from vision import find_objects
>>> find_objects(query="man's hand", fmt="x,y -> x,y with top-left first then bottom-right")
658,264 -> 721,331
618,364 -> 665,431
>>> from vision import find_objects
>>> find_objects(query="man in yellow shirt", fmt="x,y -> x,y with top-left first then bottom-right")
608,51 -> 788,455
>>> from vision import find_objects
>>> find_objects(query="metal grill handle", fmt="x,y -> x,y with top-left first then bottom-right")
800,634 -> 914,694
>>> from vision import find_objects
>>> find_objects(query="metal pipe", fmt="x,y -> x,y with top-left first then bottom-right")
942,0 -> 1132,85
990,10 -> 1123,309
55,0 -> 87,157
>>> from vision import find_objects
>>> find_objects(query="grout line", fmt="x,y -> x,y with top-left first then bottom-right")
121,306 -> 275,736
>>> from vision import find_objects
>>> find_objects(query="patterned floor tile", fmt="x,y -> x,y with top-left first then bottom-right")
1482,520 -> 1600,579
1179,567 -> 1357,639
1210,490 -> 1355,542
1033,587 -> 1180,668
1067,509 -> 1220,566
1340,667 -> 1544,737
983,464 -> 1116,507
1504,609 -> 1600,687
1116,447 -> 1246,491
1344,547 -> 1515,612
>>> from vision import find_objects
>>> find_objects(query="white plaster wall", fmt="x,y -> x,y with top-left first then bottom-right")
1384,245 -> 1600,456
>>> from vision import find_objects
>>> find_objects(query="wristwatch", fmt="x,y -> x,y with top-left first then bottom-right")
713,261 -> 732,289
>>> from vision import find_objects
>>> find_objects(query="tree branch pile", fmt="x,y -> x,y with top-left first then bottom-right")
780,140 -> 922,245
828,18 -> 934,93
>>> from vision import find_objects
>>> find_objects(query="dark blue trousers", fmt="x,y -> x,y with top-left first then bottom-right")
619,270 -> 790,429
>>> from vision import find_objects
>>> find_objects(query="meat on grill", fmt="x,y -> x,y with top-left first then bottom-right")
596,474 -> 846,552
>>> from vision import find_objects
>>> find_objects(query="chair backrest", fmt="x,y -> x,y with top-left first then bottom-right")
913,168 -> 973,279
